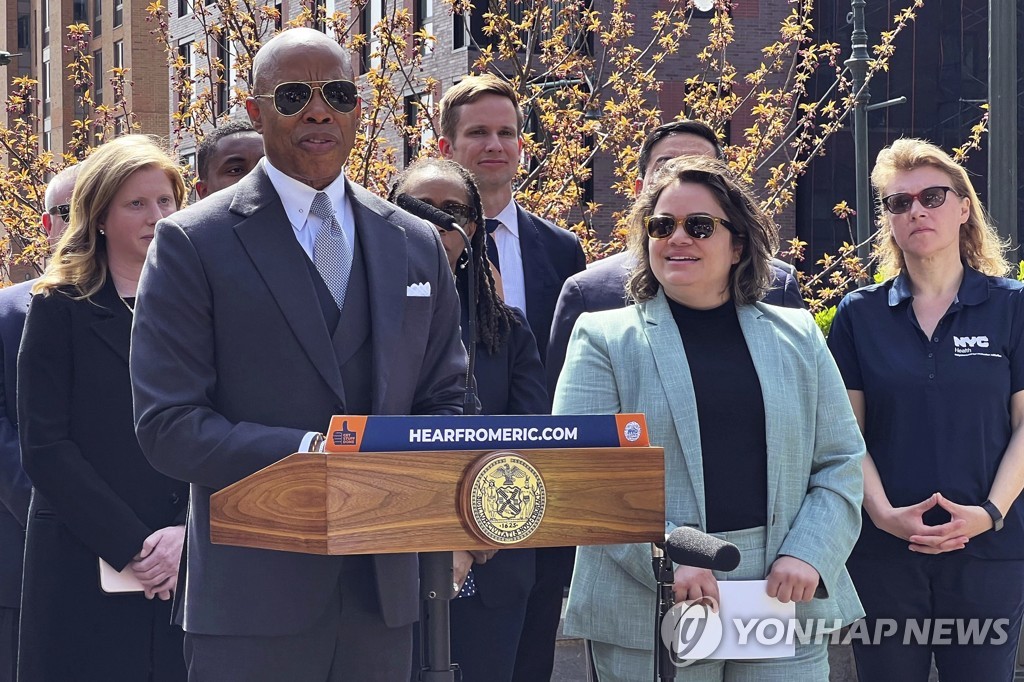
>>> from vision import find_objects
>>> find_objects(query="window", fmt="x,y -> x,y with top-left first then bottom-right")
73,0 -> 87,22
43,131 -> 51,152
114,41 -> 124,69
416,0 -> 434,56
113,0 -> 123,27
42,62 -> 50,118
93,0 -> 102,37
275,2 -> 283,31
17,14 -> 30,50
361,0 -> 384,70
41,0 -> 49,48
93,50 -> 103,105
215,39 -> 229,115
313,0 -> 327,33
179,0 -> 191,17
404,91 -> 435,164
178,39 -> 197,124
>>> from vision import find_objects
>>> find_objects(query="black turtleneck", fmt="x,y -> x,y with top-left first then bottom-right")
667,297 -> 768,533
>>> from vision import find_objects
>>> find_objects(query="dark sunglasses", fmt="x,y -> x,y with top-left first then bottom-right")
645,213 -> 736,240
418,199 -> 478,229
253,80 -> 359,117
881,186 -> 959,214
47,204 -> 71,222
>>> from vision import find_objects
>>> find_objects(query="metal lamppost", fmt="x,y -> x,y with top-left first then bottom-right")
988,0 -> 1018,249
0,50 -> 20,67
845,0 -> 904,272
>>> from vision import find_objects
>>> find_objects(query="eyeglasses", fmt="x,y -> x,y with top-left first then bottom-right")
47,204 -> 71,222
645,213 -> 736,240
253,80 -> 359,117
880,186 -> 959,214
416,199 -> 478,229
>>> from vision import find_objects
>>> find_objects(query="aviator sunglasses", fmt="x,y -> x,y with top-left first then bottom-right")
253,80 -> 359,117
415,199 -> 478,229
880,186 -> 959,214
47,204 -> 71,222
645,213 -> 737,240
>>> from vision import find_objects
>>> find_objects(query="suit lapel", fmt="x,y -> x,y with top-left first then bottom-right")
641,291 -> 707,529
516,206 -> 551,320
348,182 -> 406,413
736,304 -> 783,535
231,167 -> 346,405
89,278 -> 131,365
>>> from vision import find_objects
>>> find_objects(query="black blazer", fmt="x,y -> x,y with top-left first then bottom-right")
546,252 -> 804,396
17,278 -> 188,682
516,206 -> 586,365
0,280 -> 33,608
131,166 -> 468,637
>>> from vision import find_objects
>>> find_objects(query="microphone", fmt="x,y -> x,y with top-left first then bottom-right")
665,526 -> 740,572
395,194 -> 460,232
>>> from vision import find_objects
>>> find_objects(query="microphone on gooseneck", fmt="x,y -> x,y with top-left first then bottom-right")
665,526 -> 741,572
394,195 -> 460,233
393,193 -> 479,416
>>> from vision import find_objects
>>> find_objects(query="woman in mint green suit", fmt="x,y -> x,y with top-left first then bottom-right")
554,155 -> 865,681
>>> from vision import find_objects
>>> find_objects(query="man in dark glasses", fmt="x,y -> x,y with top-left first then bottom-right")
546,120 -> 805,397
130,28 -> 467,682
194,118 -> 265,200
0,163 -> 79,682
437,74 -> 586,682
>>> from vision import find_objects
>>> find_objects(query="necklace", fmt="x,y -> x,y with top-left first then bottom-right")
119,295 -> 135,316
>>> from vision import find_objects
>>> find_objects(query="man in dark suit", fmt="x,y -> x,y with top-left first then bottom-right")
437,74 -> 586,682
130,29 -> 467,682
0,164 -> 77,682
547,120 -> 805,395
194,118 -> 264,200
438,74 -> 586,365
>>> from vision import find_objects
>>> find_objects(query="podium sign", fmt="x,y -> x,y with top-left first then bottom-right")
209,444 -> 664,554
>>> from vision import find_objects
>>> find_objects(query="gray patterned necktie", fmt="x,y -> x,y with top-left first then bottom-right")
310,191 -> 352,310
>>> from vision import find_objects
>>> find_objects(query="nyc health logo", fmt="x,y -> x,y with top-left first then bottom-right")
660,598 -> 723,667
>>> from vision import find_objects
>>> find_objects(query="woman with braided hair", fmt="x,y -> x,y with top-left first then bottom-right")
390,158 -> 548,682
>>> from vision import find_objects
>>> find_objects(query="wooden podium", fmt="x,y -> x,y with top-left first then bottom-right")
209,446 -> 665,554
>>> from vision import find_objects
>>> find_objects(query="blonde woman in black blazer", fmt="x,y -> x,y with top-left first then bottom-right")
17,135 -> 189,682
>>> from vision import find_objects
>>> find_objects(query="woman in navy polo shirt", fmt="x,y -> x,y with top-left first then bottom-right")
828,138 -> 1024,681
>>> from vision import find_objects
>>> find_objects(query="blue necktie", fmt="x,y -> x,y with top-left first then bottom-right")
484,218 -> 501,273
310,192 -> 352,310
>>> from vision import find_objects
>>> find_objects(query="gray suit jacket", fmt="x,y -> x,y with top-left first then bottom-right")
130,165 -> 467,636
555,289 -> 864,649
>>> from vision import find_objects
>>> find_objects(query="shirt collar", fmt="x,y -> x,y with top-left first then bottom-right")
262,158 -> 350,232
888,262 -> 991,307
491,199 -> 520,239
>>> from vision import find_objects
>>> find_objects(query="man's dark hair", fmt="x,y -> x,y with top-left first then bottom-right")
636,119 -> 723,176
196,119 -> 258,181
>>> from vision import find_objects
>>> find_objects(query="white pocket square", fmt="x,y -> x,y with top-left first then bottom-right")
407,282 -> 431,297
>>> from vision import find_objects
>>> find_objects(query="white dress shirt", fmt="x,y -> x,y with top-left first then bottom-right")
262,158 -> 356,261
489,199 -> 527,315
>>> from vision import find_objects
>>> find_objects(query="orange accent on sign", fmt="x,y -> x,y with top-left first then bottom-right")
325,415 -> 368,452
615,413 -> 650,447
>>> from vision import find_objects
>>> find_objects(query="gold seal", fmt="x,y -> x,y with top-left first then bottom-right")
460,453 -> 546,545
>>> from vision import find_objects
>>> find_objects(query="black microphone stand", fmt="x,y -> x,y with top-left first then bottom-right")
419,221 -> 475,682
652,543 -> 676,682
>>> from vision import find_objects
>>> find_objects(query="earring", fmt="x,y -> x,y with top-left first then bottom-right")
98,229 -> 105,235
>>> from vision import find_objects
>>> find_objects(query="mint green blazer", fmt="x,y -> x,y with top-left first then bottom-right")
555,289 -> 865,650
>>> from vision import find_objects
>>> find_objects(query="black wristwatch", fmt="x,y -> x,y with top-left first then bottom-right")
981,500 -> 1004,532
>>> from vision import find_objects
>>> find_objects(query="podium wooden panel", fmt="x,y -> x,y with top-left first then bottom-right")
210,447 -> 664,554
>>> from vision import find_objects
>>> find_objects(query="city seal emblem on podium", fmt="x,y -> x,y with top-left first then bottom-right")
463,453 -> 546,544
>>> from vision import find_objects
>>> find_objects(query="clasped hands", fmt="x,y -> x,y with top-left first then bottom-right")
673,555 -> 820,612
130,525 -> 185,601
874,492 -> 993,554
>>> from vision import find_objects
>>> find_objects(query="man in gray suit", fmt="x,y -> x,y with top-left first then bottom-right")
131,29 -> 467,681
